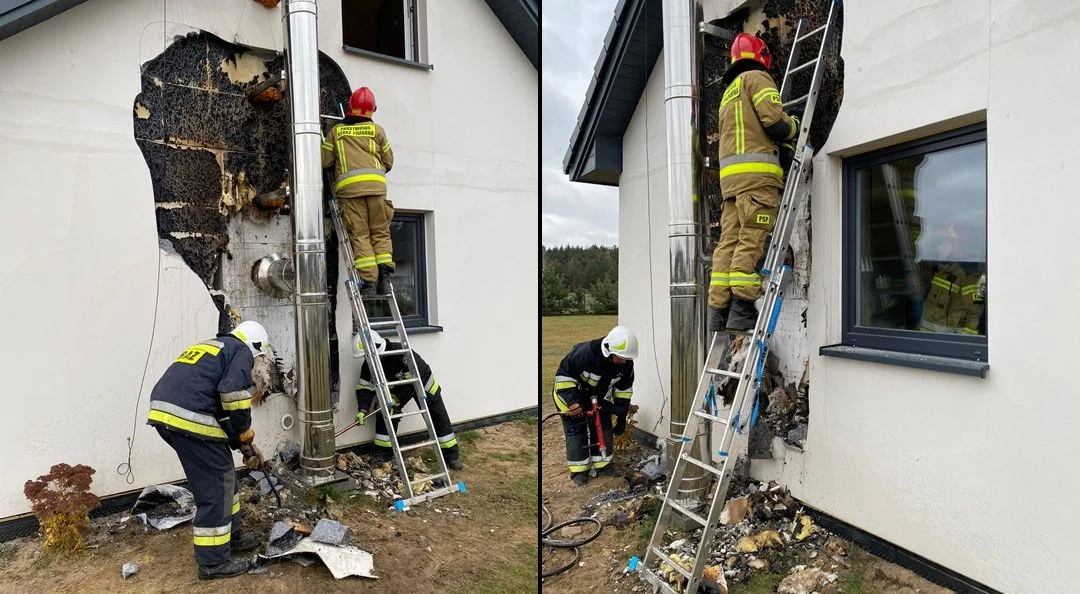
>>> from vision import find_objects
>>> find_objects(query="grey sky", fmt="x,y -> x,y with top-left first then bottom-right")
541,0 -> 621,247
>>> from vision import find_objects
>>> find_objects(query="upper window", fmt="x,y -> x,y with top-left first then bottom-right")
342,0 -> 423,64
842,124 -> 987,361
365,211 -> 431,328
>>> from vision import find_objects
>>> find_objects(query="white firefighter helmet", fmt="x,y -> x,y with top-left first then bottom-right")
352,330 -> 386,359
601,325 -> 639,360
230,320 -> 271,358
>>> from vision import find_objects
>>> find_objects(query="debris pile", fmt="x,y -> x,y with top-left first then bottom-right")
335,451 -> 439,502
650,479 -> 850,593
261,519 -> 376,580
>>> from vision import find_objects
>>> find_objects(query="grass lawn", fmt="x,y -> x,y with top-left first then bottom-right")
541,315 -> 617,407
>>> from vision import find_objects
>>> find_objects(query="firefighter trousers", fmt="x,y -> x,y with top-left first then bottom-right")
561,398 -> 615,475
373,387 -> 460,462
339,193 -> 393,283
709,187 -> 780,309
156,427 -> 240,567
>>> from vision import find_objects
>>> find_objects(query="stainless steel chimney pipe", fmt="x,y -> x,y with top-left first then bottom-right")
662,0 -> 709,506
283,0 -> 336,483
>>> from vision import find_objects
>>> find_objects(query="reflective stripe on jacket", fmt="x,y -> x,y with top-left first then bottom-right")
919,264 -> 985,335
717,68 -> 797,197
320,117 -> 394,198
147,335 -> 254,442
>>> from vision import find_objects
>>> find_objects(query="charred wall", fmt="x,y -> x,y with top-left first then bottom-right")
132,30 -> 352,395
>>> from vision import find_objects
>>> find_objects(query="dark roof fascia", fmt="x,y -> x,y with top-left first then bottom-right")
562,0 -> 661,187
0,0 -> 88,44
484,0 -> 538,70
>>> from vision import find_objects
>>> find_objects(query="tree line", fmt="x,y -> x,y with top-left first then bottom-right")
542,245 -> 618,315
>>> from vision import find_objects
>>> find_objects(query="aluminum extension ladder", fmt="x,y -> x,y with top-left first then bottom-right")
327,195 -> 465,510
641,3 -> 840,592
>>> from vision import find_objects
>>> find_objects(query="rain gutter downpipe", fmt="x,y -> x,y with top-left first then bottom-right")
283,0 -> 336,484
663,0 -> 710,508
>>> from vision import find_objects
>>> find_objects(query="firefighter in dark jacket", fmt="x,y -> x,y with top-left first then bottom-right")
352,330 -> 463,470
708,33 -> 800,331
146,320 -> 271,580
552,326 -> 638,486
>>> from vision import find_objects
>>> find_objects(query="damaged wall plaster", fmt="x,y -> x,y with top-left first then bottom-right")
132,31 -> 353,403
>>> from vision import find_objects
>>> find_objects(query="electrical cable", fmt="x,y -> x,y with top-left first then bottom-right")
117,239 -> 163,485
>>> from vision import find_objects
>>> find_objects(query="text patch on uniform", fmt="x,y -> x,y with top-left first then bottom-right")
756,213 -> 772,225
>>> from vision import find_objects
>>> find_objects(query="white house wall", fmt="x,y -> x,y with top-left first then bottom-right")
767,1 -> 1080,592
618,54 -> 671,439
0,0 -> 536,519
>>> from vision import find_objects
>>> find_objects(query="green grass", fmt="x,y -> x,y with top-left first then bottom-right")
541,316 -> 617,407
485,450 -> 535,464
513,410 -> 539,425
457,429 -> 481,447
448,541 -> 537,594
733,571 -> 786,593
473,474 -> 537,528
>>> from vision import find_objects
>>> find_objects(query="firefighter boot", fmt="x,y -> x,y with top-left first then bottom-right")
197,558 -> 252,580
231,530 -> 261,552
726,298 -> 759,331
571,472 -> 589,487
376,265 -> 393,295
707,306 -> 729,332
358,281 -> 376,298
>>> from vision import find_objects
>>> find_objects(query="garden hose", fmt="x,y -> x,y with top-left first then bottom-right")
541,503 -> 603,578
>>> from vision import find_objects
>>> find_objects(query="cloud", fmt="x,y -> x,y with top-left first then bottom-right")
541,0 -> 621,247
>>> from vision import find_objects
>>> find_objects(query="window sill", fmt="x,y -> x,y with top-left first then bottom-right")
819,344 -> 989,378
402,324 -> 443,335
342,45 -> 433,71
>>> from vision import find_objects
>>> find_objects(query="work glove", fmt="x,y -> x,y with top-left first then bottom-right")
238,428 -> 255,445
789,114 -> 801,138
565,402 -> 584,418
355,410 -> 368,426
613,415 -> 628,436
239,443 -> 264,471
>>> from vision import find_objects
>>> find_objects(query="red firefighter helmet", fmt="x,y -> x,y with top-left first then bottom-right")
730,33 -> 772,69
348,87 -> 377,117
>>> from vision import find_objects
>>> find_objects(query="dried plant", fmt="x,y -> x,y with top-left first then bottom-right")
23,464 -> 101,553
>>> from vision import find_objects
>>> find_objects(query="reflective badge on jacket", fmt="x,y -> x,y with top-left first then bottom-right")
175,342 -> 222,365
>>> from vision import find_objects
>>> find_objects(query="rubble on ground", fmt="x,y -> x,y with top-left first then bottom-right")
121,562 -> 140,579
649,476 -> 851,591
334,451 -> 438,503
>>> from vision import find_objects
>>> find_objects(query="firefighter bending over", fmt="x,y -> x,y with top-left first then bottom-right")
352,330 -> 463,470
146,320 -> 272,580
552,326 -> 638,487
708,33 -> 800,332
321,86 -> 396,297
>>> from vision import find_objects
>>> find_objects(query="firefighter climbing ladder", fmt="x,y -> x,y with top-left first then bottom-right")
328,194 -> 465,510
641,3 -> 840,592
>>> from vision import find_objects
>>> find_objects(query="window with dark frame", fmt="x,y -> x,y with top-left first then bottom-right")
365,212 -> 431,328
342,0 -> 420,63
842,124 -> 988,361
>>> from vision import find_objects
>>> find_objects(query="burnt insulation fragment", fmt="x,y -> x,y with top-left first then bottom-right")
133,30 -> 355,395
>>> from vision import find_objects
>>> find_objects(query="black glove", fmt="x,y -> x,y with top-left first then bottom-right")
779,143 -> 796,172
613,415 -> 627,436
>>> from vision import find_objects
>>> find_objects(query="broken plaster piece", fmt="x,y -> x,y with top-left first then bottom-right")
131,484 -> 196,530
261,539 -> 377,580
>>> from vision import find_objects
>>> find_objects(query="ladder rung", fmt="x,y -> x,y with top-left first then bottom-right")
650,547 -> 694,580
386,378 -> 420,388
666,500 -> 708,527
787,57 -> 818,76
362,293 -> 393,300
399,439 -> 439,452
368,320 -> 400,328
680,452 -> 725,477
705,367 -> 741,379
391,409 -> 428,420
784,93 -> 809,108
381,348 -> 410,356
795,23 -> 827,43
412,472 -> 448,485
692,409 -> 729,425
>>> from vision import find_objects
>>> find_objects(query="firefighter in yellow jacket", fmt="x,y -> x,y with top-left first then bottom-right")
708,34 -> 800,331
321,87 -> 396,297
